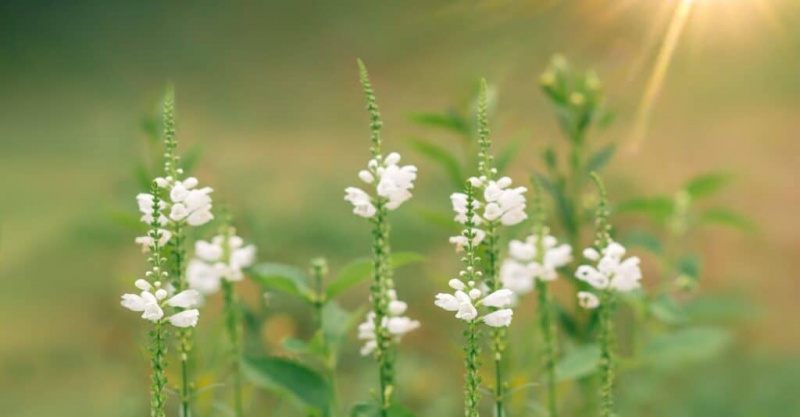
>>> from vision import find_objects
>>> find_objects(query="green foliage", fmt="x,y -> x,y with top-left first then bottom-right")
409,138 -> 464,186
698,207 -> 755,231
649,295 -> 688,325
325,252 -> 426,300
249,263 -> 314,302
242,356 -> 331,413
585,143 -> 616,174
350,403 -> 416,417
644,327 -> 732,367
556,344 -> 601,381
685,172 -> 732,199
616,196 -> 674,223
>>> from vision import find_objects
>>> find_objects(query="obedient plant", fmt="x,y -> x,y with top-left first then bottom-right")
575,173 -> 644,417
459,79 -> 528,416
154,86 -> 214,416
187,221 -> 256,417
344,59 -> 419,414
122,184 -> 202,417
436,182 -> 515,416
499,181 -> 572,416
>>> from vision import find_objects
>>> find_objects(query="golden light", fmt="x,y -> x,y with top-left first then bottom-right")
628,0 -> 784,153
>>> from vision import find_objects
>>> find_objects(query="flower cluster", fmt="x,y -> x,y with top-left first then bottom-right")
500,235 -> 572,295
135,175 -> 213,231
435,278 -> 514,327
449,176 -> 527,251
187,233 -> 257,295
575,241 -> 643,308
121,279 -> 202,328
357,289 -> 420,356
344,152 -> 417,218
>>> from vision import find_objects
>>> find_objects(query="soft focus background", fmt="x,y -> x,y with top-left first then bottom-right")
2,0 -> 799,416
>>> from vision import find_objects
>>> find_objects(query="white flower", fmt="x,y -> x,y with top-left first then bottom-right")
138,177 -> 214,228
345,152 -> 417,218
435,280 -> 514,327
187,232 -> 257,295
480,289 -> 514,308
482,309 -> 513,327
578,291 -> 600,309
357,290 -> 419,356
575,241 -> 642,293
167,289 -> 202,308
449,229 -> 486,252
134,229 -> 172,253
121,281 -> 199,327
501,234 -> 572,295
169,309 -> 200,327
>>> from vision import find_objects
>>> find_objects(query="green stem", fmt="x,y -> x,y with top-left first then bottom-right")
223,280 -> 244,417
536,282 -> 558,417
171,223 -> 193,416
371,200 -> 394,416
150,320 -> 168,417
484,221 -> 505,416
464,320 -> 481,417
599,293 -> 616,417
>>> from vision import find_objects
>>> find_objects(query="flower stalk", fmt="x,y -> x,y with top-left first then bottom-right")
591,172 -> 615,417
531,180 -> 559,417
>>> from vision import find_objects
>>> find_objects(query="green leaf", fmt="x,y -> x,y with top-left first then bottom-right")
684,294 -> 760,323
326,252 -> 426,299
495,139 -> 524,174
180,145 -> 205,175
585,143 -> 616,173
318,302 -> 365,358
414,206 -> 461,232
409,138 -> 464,186
249,263 -> 313,302
408,111 -> 468,135
644,327 -> 732,366
685,172 -> 732,199
620,229 -> 662,254
534,173 -> 577,238
676,253 -> 701,280
556,344 -> 601,381
282,338 -> 310,354
649,295 -> 687,324
698,208 -> 755,232
616,196 -> 674,222
350,403 -> 416,417
242,356 -> 330,412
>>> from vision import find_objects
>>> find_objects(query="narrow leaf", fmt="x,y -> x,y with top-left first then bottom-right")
326,252 -> 426,299
698,208 -> 755,232
585,143 -> 616,173
685,172 -> 732,199
249,263 -> 312,302
409,138 -> 464,186
409,111 -> 468,135
242,356 -> 330,412
495,139 -> 524,174
616,196 -> 674,223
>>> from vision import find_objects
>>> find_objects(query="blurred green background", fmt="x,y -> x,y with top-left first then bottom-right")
2,0 -> 800,415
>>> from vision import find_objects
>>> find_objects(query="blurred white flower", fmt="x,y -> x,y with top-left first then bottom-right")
187,232 -> 257,296
500,234 -> 573,296
577,291 -> 600,309
448,177 -> 527,249
575,241 -> 642,294
357,290 -> 419,356
345,152 -> 417,218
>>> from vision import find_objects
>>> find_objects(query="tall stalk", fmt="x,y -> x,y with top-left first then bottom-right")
358,60 -> 395,415
475,79 -> 507,417
310,258 -> 342,415
162,86 -> 193,416
462,184 -> 483,417
219,220 -> 244,417
147,184 -> 169,417
591,172 -> 616,417
531,180 -> 558,417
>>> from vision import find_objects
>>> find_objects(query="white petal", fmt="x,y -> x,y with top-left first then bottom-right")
169,309 -> 200,328
481,289 -> 514,308
168,289 -> 202,308
121,293 -> 146,312
482,309 -> 513,327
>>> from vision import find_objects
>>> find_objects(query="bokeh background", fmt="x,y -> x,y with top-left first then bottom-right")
2,0 -> 799,416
